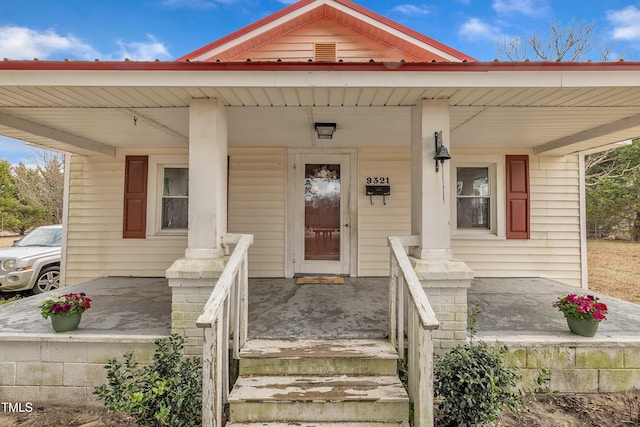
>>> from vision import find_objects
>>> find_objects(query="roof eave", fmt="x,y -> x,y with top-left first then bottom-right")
2,60 -> 640,72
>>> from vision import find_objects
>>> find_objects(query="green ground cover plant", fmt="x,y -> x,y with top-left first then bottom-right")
94,334 -> 202,427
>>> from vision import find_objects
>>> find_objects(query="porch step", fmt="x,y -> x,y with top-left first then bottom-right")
228,339 -> 409,425
228,375 -> 409,423
239,339 -> 398,376
227,423 -> 409,426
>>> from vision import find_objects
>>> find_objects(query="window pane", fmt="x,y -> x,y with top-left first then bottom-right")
164,168 -> 188,197
457,167 -> 489,196
162,198 -> 188,229
457,198 -> 490,229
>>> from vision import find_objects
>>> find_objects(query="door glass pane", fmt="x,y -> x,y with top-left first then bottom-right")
304,164 -> 340,261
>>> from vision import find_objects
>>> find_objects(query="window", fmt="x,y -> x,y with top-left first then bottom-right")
452,156 -> 504,239
161,168 -> 188,229
456,167 -> 490,229
123,155 -> 189,238
147,155 -> 189,237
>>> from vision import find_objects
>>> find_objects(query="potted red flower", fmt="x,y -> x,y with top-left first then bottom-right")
39,292 -> 92,332
553,293 -> 608,337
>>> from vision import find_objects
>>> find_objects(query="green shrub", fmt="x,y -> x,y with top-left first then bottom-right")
94,334 -> 202,427
434,341 -> 522,426
434,303 -> 522,426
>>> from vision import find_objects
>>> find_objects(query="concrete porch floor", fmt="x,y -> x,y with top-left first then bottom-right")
1,276 -> 640,341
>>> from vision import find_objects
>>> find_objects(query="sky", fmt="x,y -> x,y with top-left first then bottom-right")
1,0 -> 640,164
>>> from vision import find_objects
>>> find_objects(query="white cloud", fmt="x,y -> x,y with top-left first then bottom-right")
607,6 -> 640,41
0,136 -> 49,166
492,0 -> 549,17
458,18 -> 502,41
0,25 -> 171,61
0,26 -> 98,60
115,35 -> 172,61
392,4 -> 432,15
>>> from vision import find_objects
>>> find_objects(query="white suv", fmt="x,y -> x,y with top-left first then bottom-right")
0,224 -> 62,294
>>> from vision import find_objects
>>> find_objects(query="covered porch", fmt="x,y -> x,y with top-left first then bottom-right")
6,276 -> 640,339
2,275 -> 640,402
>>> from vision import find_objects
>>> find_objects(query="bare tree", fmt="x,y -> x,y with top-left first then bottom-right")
497,20 -> 624,62
12,151 -> 64,224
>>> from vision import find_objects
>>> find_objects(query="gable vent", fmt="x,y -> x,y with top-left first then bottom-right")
314,42 -> 337,62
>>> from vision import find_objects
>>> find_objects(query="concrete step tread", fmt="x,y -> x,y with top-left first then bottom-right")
229,375 -> 409,403
239,339 -> 399,360
227,423 -> 409,426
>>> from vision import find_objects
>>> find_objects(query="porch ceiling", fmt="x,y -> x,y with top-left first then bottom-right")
1,84 -> 640,156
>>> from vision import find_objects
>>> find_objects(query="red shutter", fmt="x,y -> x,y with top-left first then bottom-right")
123,156 -> 148,239
506,155 -> 530,239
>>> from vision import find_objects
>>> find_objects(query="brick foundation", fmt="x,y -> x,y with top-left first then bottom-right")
411,257 -> 474,353
166,257 -> 227,356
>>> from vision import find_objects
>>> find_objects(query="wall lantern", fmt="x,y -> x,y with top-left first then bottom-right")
433,130 -> 451,172
314,122 -> 337,139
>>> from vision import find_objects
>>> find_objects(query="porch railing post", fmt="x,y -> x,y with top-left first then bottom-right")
389,257 -> 398,348
415,325 -> 435,427
201,319 -> 223,427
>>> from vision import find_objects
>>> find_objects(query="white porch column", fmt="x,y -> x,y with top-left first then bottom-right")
166,98 -> 229,356
409,99 -> 474,352
186,98 -> 227,259
410,99 -> 452,260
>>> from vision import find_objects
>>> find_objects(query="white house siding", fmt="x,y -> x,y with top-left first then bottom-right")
64,146 -> 581,285
227,147 -> 286,277
357,147 -> 412,276
452,153 -> 583,287
64,149 -> 187,285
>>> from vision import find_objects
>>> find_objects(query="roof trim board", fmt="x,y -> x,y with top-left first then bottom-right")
0,111 -> 115,156
535,112 -> 640,154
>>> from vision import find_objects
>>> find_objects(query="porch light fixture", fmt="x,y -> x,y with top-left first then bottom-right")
434,130 -> 451,172
314,122 -> 336,139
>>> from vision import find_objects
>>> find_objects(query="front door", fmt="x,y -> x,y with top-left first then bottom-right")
293,153 -> 351,275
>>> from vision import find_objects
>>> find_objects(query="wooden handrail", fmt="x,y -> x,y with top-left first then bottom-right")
388,236 -> 439,330
388,235 -> 439,427
197,233 -> 253,427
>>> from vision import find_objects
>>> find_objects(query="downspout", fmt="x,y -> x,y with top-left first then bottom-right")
579,153 -> 588,290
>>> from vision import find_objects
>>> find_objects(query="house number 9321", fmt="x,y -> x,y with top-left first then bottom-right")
366,177 -> 390,184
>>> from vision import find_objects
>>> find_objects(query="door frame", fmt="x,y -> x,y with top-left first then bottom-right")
286,148 -> 358,277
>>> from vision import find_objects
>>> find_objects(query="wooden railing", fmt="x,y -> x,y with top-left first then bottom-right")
196,233 -> 253,427
388,235 -> 440,427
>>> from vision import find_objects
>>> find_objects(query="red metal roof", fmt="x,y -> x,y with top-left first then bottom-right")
2,59 -> 640,72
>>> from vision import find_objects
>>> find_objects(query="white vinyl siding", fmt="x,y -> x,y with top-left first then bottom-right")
227,147 -> 286,277
64,145 -> 582,286
452,153 -> 582,286
358,147 -> 412,276
65,149 -> 187,285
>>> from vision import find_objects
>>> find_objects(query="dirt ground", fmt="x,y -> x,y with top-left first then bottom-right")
1,238 -> 639,426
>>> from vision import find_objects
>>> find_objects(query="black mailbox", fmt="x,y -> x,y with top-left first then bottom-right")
366,185 -> 390,205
